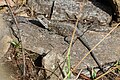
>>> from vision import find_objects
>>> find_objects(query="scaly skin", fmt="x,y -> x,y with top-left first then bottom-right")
37,17 -> 104,72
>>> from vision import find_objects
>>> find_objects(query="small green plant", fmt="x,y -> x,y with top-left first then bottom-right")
114,60 -> 120,66
10,40 -> 21,57
114,60 -> 120,73
67,48 -> 71,78
10,40 -> 20,48
91,67 -> 97,79
63,50 -> 71,80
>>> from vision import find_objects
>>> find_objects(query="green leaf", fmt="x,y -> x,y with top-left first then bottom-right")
92,68 -> 96,79
10,40 -> 20,48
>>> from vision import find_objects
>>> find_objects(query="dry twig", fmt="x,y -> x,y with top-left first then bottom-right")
4,0 -> 26,79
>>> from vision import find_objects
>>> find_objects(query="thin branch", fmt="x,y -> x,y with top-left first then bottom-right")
4,0 -> 26,79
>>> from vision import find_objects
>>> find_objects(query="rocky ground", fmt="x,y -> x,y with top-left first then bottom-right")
0,0 -> 120,80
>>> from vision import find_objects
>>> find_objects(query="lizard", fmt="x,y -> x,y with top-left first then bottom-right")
37,16 -> 104,72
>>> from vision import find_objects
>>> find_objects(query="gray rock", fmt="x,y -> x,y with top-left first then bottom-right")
28,0 -> 112,32
3,0 -> 120,79
113,0 -> 120,21
9,16 -> 120,79
0,35 -> 12,59
0,14 -> 13,80
0,14 -> 10,40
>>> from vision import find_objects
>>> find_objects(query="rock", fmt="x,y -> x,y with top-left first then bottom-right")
43,51 -> 64,80
0,0 -> 22,7
95,0 -> 120,22
28,0 -> 112,26
0,14 -> 10,40
0,13 -> 12,58
0,14 -> 14,80
3,0 -> 120,79
9,15 -> 120,79
113,0 -> 120,21
10,17 -> 65,80
0,66 -> 13,80
0,35 -> 12,59
28,0 -> 120,22
0,0 -> 12,6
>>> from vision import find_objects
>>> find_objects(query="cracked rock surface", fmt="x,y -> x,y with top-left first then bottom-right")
0,0 -> 120,79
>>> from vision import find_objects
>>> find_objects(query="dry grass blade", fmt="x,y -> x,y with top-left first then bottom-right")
72,22 -> 120,71
64,18 -> 79,79
74,69 -> 82,80
64,2 -> 85,79
95,65 -> 120,80
66,18 -> 79,57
